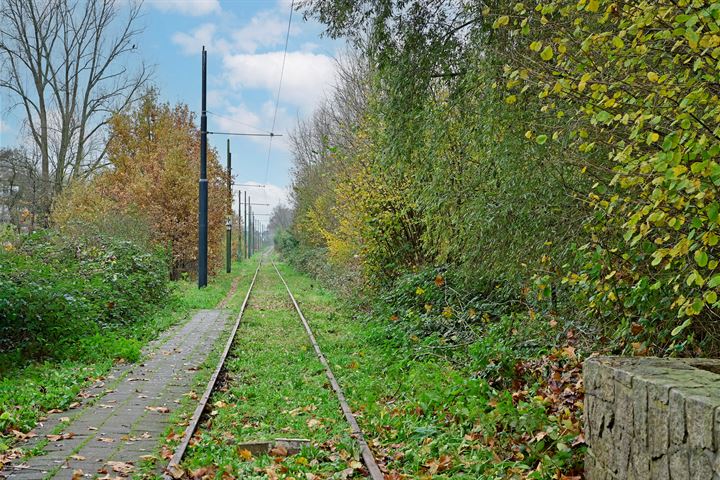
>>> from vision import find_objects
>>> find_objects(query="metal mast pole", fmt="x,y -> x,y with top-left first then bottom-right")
237,190 -> 243,262
243,192 -> 247,259
198,46 -> 208,288
226,139 -> 232,273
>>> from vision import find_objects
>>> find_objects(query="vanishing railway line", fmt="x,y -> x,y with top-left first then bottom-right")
163,255 -> 383,480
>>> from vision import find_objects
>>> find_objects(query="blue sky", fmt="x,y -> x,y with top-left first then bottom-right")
0,0 -> 342,219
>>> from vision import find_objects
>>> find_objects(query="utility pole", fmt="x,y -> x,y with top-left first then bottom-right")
198,46 -> 208,288
238,190 -> 243,262
246,196 -> 250,259
226,139 -> 232,273
243,192 -> 247,259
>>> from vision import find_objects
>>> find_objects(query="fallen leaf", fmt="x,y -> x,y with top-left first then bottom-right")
306,418 -> 322,430
107,461 -> 134,475
145,406 -> 170,413
98,437 -> 115,443
269,445 -> 288,457
166,462 -> 184,479
70,454 -> 86,461
189,467 -> 209,478
161,445 -> 173,460
10,430 -> 36,441
239,449 -> 253,461
424,455 -> 452,475
71,469 -> 84,480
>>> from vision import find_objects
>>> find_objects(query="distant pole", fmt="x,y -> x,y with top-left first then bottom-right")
238,190 -> 243,262
246,196 -> 250,259
226,139 -> 232,274
244,192 -> 248,259
198,46 -> 208,288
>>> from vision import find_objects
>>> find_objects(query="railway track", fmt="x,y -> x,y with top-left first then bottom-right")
163,256 -> 383,480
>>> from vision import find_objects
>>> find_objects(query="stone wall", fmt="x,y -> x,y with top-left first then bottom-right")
584,356 -> 720,479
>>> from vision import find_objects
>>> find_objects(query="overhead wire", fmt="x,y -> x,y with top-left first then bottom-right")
206,110 -> 274,135
262,0 -> 294,202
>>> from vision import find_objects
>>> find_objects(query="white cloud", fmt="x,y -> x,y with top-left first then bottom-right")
223,51 -> 336,111
299,42 -> 319,52
0,120 -> 9,133
214,104 -> 262,133
146,0 -> 220,16
232,11 -> 299,53
232,181 -> 290,219
172,23 -> 231,55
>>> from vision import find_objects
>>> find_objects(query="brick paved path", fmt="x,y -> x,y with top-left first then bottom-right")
3,309 -> 231,480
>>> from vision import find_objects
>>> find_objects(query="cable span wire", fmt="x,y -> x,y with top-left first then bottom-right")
263,0 -> 294,186
206,110 -> 274,135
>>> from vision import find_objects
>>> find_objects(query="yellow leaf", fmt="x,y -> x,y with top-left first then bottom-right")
494,15 -> 510,28
647,72 -> 659,82
540,46 -> 554,61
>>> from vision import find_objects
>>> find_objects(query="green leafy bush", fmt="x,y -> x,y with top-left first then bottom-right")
0,230 -> 170,359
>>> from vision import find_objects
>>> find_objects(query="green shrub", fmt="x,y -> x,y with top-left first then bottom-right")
274,228 -> 299,254
0,230 -> 170,359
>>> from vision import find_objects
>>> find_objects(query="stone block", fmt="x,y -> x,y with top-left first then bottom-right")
689,449 -> 714,479
651,454 -> 670,480
686,394 -> 715,450
585,357 -> 720,480
669,388 -> 686,446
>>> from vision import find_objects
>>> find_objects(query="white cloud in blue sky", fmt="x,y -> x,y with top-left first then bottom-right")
145,0 -> 221,16
148,0 -> 341,215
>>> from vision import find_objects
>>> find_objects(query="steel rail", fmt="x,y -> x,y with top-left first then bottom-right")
162,257 -> 264,479
271,260 -> 384,480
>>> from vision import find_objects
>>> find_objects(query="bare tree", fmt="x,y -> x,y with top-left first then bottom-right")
0,148 -> 43,230
0,0 -> 150,219
268,204 -> 294,234
290,51 -> 370,218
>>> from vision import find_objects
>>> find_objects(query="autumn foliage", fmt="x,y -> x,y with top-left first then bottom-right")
53,92 -> 230,277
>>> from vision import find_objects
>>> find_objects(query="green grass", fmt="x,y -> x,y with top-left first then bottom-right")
179,259 -> 584,479
276,262 -> 584,479
179,261 -> 365,479
0,263 -> 243,454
